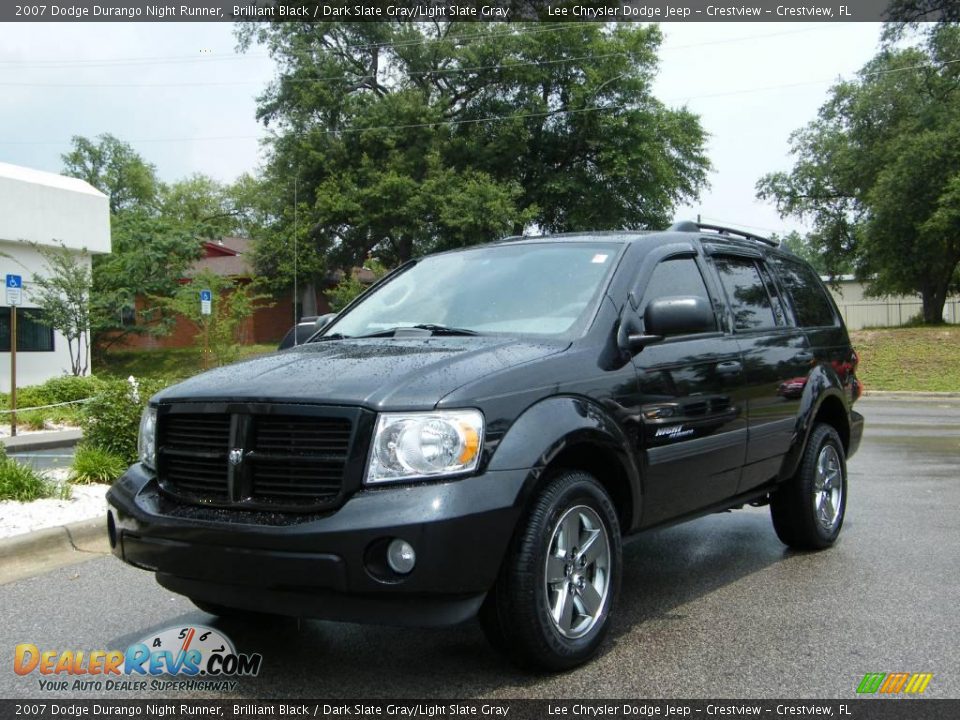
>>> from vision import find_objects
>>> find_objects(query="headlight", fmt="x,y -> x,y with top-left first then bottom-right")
138,406 -> 157,470
366,410 -> 484,484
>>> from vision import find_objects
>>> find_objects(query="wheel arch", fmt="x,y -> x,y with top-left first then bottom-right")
485,395 -> 642,534
779,365 -> 852,481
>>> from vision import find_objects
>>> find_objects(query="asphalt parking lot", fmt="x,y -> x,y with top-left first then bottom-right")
1,396 -> 957,700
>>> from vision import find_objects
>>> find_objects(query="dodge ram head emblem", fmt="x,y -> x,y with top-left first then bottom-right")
228,448 -> 244,466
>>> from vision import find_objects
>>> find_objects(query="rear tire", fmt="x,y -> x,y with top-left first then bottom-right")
480,469 -> 621,671
771,423 -> 847,550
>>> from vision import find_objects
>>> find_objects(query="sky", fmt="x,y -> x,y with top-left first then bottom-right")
0,21 -> 884,238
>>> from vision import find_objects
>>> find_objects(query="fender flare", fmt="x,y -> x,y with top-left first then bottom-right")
779,364 -> 850,480
485,395 -> 642,531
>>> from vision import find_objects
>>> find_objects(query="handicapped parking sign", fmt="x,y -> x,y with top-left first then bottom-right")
5,274 -> 22,306
200,289 -> 212,315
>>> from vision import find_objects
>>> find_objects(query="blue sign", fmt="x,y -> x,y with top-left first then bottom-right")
6,274 -> 22,289
199,290 -> 212,302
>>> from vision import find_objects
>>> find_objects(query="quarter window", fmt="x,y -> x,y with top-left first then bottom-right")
769,254 -> 838,328
714,256 -> 778,331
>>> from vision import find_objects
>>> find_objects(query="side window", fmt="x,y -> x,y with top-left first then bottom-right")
713,256 -> 778,331
769,254 -> 838,328
641,256 -> 716,332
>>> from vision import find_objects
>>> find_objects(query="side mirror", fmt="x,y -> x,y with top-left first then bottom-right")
644,296 -> 715,337
314,313 -> 337,331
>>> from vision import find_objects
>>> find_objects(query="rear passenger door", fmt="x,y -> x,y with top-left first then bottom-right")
706,250 -> 813,493
631,251 -> 748,527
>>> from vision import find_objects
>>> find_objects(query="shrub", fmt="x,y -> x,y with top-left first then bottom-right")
0,446 -> 66,502
79,376 -> 170,464
0,375 -> 104,428
70,444 -> 128,485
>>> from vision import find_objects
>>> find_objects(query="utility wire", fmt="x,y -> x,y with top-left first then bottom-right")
0,23 -> 587,68
0,23 -> 837,69
0,51 -> 641,88
2,55 -> 957,146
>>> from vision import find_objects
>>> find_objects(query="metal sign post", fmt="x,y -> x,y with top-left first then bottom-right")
6,274 -> 22,437
200,289 -> 212,369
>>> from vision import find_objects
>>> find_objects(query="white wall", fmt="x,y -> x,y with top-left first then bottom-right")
0,163 -> 109,388
0,240 -> 94,387
0,163 -> 110,255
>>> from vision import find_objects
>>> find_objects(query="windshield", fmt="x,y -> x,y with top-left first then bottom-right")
325,242 -> 622,339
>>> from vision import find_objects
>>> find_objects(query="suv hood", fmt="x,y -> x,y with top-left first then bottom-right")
153,336 -> 568,409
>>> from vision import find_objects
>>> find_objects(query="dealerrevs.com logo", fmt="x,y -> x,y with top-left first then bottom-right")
14,625 -> 263,693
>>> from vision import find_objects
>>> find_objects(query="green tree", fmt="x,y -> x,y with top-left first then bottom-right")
159,174 -> 242,240
89,211 -> 203,355
325,258 -> 388,312
27,244 -> 93,376
61,134 -> 159,214
757,25 -> 960,323
236,22 -> 708,276
772,231 -> 850,277
151,270 -> 269,368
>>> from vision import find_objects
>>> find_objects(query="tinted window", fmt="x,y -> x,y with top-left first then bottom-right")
714,256 -> 777,331
641,257 -> 713,320
769,254 -> 837,328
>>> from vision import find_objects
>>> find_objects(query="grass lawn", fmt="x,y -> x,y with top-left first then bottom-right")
95,344 -> 277,380
850,326 -> 960,392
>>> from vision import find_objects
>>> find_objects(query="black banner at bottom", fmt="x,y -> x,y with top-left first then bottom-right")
1,700 -> 958,720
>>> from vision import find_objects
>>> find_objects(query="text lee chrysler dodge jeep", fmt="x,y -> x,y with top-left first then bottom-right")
107,221 -> 864,670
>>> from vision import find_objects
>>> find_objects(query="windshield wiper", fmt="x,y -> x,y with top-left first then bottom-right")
409,323 -> 480,336
354,324 -> 481,338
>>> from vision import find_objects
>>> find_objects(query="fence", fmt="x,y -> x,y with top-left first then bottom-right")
836,300 -> 960,330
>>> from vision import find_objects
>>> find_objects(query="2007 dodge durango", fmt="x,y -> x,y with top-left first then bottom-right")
107,221 -> 864,670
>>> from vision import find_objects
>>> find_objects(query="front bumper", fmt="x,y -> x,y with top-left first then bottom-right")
106,464 -> 528,626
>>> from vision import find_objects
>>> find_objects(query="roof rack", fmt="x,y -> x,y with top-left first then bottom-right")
668,220 -> 779,248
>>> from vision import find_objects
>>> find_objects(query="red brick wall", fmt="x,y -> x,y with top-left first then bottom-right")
105,288 -> 332,351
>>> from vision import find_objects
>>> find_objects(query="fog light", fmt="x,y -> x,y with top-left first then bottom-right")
386,539 -> 416,574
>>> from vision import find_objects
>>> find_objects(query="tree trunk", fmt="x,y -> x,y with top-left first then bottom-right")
920,285 -> 947,325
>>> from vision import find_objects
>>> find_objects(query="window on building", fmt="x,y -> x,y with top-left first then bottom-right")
0,308 -> 56,352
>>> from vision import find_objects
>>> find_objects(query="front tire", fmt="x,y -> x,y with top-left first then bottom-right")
771,423 -> 847,550
480,470 -> 622,671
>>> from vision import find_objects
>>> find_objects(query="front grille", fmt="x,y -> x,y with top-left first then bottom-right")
157,407 -> 361,512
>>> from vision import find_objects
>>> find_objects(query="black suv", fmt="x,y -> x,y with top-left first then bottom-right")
107,221 -> 864,670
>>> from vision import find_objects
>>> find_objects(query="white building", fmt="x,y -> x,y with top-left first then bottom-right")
0,162 -> 111,386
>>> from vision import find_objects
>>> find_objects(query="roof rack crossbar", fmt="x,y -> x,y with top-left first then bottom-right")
668,220 -> 779,248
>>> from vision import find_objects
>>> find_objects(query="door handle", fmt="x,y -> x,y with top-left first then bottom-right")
795,351 -> 815,362
716,360 -> 742,376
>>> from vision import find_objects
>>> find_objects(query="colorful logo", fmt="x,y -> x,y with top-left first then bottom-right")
14,625 -> 262,679
856,672 -> 933,695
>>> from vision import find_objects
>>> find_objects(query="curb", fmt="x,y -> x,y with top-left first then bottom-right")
0,515 -> 109,585
1,429 -> 83,452
862,390 -> 960,399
